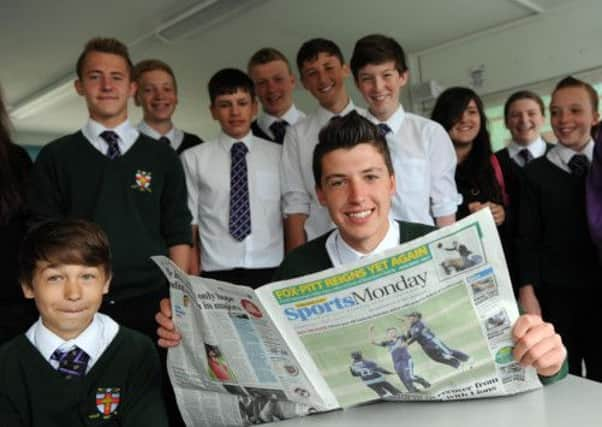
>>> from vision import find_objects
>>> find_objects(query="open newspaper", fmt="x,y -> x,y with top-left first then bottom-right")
152,209 -> 541,426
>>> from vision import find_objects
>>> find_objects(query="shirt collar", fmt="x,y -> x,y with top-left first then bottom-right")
365,104 -> 405,134
137,121 -> 163,139
555,139 -> 594,166
326,218 -> 399,267
315,98 -> 356,126
218,130 -> 254,152
33,313 -> 104,365
84,118 -> 138,143
137,121 -> 183,148
257,104 -> 302,130
507,137 -> 546,161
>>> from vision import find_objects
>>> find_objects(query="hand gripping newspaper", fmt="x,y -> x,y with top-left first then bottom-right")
152,209 -> 542,426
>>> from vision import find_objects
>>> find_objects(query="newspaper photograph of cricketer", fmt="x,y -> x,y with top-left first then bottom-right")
152,209 -> 541,427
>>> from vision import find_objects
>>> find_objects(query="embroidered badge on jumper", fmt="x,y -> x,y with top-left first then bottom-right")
95,387 -> 120,417
131,170 -> 152,192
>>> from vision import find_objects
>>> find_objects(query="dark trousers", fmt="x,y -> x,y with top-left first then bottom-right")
367,381 -> 401,397
539,286 -> 602,382
100,287 -> 185,426
202,267 -> 277,289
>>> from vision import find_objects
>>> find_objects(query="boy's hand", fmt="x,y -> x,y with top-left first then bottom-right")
485,202 -> 505,225
156,298 -> 182,348
467,201 -> 482,213
512,314 -> 566,377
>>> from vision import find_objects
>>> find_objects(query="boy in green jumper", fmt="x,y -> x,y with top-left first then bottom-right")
29,37 -> 191,339
0,219 -> 167,427
157,112 -> 568,383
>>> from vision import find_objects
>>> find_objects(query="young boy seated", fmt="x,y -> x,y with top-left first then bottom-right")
0,219 -> 167,426
158,112 -> 567,383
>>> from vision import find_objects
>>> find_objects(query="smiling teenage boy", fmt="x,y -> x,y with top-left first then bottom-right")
181,68 -> 283,286
350,34 -> 459,228
157,112 -> 567,385
281,38 -> 363,252
134,59 -> 204,154
247,48 -> 305,144
0,219 -> 166,426
29,38 -> 191,339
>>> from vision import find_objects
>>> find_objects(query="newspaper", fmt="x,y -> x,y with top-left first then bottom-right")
152,209 -> 541,426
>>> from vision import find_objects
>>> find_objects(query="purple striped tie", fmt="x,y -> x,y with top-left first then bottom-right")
51,346 -> 90,378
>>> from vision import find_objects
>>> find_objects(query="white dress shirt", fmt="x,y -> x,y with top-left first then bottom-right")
507,137 -> 548,167
365,105 -> 460,226
326,218 -> 400,267
281,100 -> 364,240
137,121 -> 185,151
82,119 -> 139,155
26,313 -> 119,373
256,104 -> 305,140
546,139 -> 594,173
182,131 -> 283,271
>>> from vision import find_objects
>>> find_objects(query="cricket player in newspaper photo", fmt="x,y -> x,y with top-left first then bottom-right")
405,312 -> 470,369
349,351 -> 401,397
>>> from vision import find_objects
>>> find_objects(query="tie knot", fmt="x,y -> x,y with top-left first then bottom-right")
158,136 -> 171,146
568,154 -> 590,177
269,120 -> 288,144
269,120 -> 288,131
100,131 -> 121,159
100,130 -> 119,145
377,123 -> 392,136
231,142 -> 248,157
518,148 -> 533,164
51,345 -> 90,378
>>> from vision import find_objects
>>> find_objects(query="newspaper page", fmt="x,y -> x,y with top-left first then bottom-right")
255,209 -> 542,408
152,257 -> 323,427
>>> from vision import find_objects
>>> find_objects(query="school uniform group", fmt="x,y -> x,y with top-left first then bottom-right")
2,32 -> 598,426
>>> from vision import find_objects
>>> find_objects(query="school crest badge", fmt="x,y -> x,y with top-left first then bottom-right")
96,387 -> 120,416
131,170 -> 152,192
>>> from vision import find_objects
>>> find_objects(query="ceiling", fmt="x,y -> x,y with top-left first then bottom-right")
0,0 -> 571,143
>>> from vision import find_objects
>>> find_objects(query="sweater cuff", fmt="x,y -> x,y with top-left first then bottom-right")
538,357 -> 569,385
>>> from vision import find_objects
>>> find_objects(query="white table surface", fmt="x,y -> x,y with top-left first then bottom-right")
275,375 -> 601,427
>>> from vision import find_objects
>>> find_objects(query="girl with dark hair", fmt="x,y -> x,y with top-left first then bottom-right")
0,85 -> 37,344
431,87 -> 507,225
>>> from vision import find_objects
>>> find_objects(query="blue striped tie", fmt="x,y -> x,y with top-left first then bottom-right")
100,131 -> 121,159
229,142 -> 251,241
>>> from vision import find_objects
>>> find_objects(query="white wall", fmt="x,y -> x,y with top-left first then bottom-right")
414,0 -> 602,97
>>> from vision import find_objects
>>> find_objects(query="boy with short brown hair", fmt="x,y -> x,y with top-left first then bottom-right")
181,68 -> 283,287
29,37 -> 192,339
0,219 -> 167,426
134,58 -> 204,154
247,47 -> 305,143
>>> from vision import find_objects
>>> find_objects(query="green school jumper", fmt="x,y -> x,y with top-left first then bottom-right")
0,327 -> 167,427
29,132 -> 192,301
